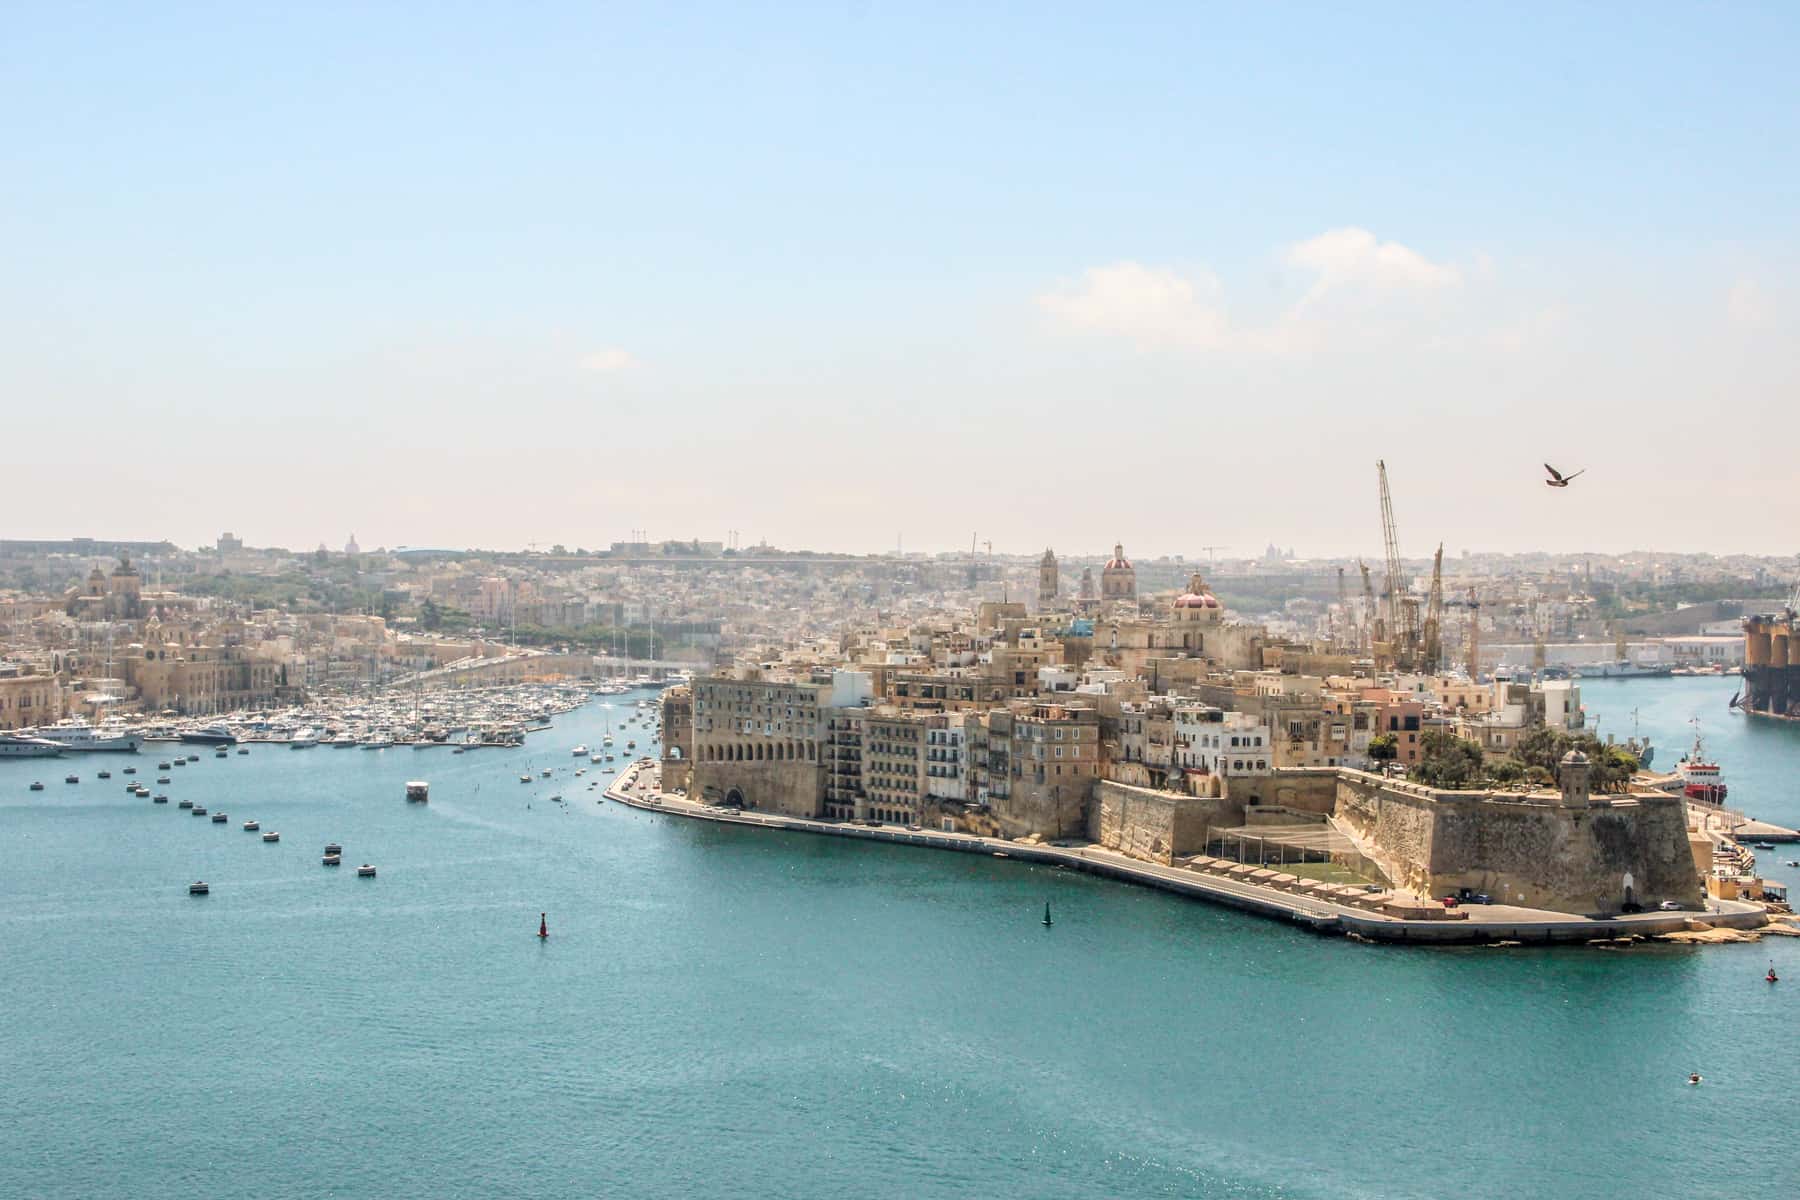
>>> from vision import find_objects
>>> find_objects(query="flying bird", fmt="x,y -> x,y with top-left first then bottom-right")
1544,463 -> 1585,488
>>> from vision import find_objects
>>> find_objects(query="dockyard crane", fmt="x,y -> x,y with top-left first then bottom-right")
1376,461 -> 1420,670
1358,560 -> 1380,662
1420,545 -> 1445,674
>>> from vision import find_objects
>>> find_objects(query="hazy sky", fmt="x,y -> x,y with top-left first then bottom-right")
5,4 -> 1796,557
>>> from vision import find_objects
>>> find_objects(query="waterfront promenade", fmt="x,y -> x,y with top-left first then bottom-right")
606,761 -> 1770,946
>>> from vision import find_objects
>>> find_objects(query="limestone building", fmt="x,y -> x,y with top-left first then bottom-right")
688,673 -> 828,816
1037,549 -> 1059,611
1101,543 -> 1136,603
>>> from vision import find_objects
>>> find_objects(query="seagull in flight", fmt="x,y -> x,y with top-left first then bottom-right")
1544,463 -> 1585,488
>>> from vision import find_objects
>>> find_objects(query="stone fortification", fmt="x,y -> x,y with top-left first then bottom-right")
1089,780 -> 1236,864
1332,769 -> 1702,914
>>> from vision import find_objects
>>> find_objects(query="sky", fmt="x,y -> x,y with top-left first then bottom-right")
4,3 -> 1797,558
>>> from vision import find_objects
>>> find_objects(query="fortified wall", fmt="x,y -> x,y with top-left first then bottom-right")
1088,780 -> 1235,863
1332,766 -> 1702,914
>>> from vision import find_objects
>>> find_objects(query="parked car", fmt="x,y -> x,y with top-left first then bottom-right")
1658,900 -> 1685,912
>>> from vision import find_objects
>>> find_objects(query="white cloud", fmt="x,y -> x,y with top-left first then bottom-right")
1035,261 -> 1228,350
1039,228 -> 1463,354
1286,227 -> 1460,309
579,348 -> 639,372
1727,277 -> 1772,327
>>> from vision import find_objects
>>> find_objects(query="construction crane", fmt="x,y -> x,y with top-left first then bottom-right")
1419,544 -> 1444,673
1376,461 -> 1420,670
1335,566 -> 1351,652
1199,545 -> 1228,567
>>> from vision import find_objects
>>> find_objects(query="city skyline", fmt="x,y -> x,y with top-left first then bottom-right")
6,6 -> 1796,554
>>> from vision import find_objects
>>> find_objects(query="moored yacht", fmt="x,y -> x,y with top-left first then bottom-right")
0,733 -> 65,758
26,719 -> 141,753
179,724 -> 237,745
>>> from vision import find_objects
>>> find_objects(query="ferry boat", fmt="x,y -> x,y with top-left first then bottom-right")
1675,725 -> 1727,803
0,733 -> 65,758
25,719 -> 141,753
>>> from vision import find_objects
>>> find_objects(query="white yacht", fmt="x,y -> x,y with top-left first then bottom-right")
0,733 -> 65,758
289,727 -> 320,749
26,719 -> 140,753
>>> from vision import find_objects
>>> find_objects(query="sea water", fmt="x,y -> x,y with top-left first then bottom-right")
2,678 -> 1795,1199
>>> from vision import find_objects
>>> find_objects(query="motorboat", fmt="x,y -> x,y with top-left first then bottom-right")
178,799 -> 194,809
322,853 -> 341,866
0,733 -> 66,758
157,761 -> 172,770
289,727 -> 319,749
189,881 -> 209,895
357,863 -> 377,877
179,724 -> 237,746
236,747 -> 249,755
540,768 -> 551,778
242,820 -> 260,831
123,766 -> 137,774
406,781 -> 429,803
153,795 -> 168,803
211,811 -> 228,823
192,806 -> 207,816
519,774 -> 532,784
262,831 -> 280,843
571,745 -> 589,756
215,749 -> 228,758
65,774 -> 79,784
324,842 -> 342,855
186,755 -> 199,763
98,770 -> 111,779
28,781 -> 44,791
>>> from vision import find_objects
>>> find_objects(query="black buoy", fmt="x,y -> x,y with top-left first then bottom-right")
1042,901 -> 1053,927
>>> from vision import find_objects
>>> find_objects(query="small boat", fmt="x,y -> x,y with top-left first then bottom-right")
64,774 -> 79,784
123,766 -> 137,774
322,853 -> 341,866
187,755 -> 199,763
519,774 -> 532,784
242,820 -> 260,831
153,795 -> 168,804
236,748 -> 249,755
189,881 -> 209,896
357,863 -> 377,877
215,750 -> 228,758
405,781 -> 429,803
211,811 -> 228,823
157,777 -> 171,784
590,755 -> 603,764
98,770 -> 112,779
157,762 -> 172,770
1754,842 -> 1777,850
325,842 -> 342,855
262,831 -> 280,843
571,745 -> 589,756
178,799 -> 194,809
28,781 -> 44,791
541,768 -> 551,778
626,741 -> 636,750
192,806 -> 208,816
1786,860 -> 1799,869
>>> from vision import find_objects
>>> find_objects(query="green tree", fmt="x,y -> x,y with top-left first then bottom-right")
1411,731 -> 1488,789
421,598 -> 442,630
1367,733 -> 1398,762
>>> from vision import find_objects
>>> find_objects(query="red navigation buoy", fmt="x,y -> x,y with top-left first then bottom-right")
1768,962 -> 1779,983
538,912 -> 549,939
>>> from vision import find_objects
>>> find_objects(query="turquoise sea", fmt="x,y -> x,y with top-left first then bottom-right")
3,677 -> 1796,1199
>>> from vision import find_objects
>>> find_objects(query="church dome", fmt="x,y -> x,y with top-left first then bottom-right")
1174,572 -> 1219,608
1104,543 -> 1132,571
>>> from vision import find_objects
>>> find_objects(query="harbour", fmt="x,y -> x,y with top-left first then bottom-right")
3,675 -> 1799,1199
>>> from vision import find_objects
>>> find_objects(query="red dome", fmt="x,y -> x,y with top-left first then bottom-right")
1174,593 -> 1219,609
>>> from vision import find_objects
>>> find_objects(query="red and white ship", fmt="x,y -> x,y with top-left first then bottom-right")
1675,724 -> 1727,803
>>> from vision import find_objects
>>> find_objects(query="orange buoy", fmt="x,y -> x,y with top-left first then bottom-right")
538,912 -> 549,939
